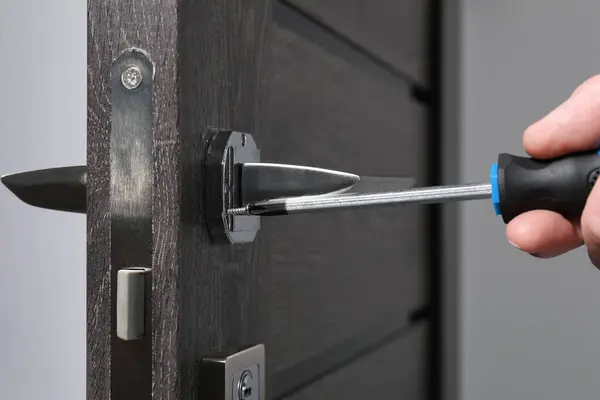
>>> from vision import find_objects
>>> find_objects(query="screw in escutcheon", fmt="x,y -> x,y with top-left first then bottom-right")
121,65 -> 143,90
237,369 -> 254,399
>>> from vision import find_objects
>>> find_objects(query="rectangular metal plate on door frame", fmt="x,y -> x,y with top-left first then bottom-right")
110,48 -> 155,398
200,344 -> 265,400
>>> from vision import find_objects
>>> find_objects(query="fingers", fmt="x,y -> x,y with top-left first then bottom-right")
506,210 -> 582,258
581,181 -> 600,268
523,75 -> 600,159
513,75 -> 600,265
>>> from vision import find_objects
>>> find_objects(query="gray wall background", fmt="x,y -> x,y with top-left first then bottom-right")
460,1 -> 600,399
0,0 -> 86,399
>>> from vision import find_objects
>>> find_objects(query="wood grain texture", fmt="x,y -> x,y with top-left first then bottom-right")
88,0 -> 179,399
177,1 -> 270,399
287,0 -> 431,85
89,0 -> 270,399
259,22 -> 428,376
284,323 -> 429,399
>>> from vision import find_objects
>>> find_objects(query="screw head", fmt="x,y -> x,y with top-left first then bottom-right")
121,65 -> 143,90
237,369 -> 254,399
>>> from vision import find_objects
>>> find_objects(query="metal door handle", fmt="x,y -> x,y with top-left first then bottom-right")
2,130 -> 414,244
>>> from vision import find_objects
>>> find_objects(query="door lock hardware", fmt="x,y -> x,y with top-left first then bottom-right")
1,165 -> 87,213
2,48 -> 156,393
1,131 -> 416,245
200,344 -> 265,400
116,267 -> 151,341
202,130 -> 414,244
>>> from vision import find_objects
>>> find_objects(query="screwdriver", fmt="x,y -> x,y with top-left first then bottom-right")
228,149 -> 600,223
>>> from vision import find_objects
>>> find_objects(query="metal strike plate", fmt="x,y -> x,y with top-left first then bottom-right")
110,49 -> 154,346
204,131 -> 261,244
200,344 -> 265,400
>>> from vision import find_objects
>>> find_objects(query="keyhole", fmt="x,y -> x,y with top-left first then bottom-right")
237,369 -> 254,399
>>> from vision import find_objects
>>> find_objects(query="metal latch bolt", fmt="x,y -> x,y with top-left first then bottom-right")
116,267 -> 151,341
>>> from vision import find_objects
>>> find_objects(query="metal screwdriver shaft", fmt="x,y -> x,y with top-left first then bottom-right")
228,182 -> 492,216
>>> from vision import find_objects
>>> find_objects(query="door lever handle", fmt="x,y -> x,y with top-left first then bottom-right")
203,131 -> 414,244
1,131 -> 415,244
0,161 -> 363,216
1,166 -> 87,214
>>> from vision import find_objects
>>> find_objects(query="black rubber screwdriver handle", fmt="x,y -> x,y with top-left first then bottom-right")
497,150 -> 600,223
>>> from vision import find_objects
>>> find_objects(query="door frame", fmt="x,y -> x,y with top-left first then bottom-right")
438,1 -> 462,400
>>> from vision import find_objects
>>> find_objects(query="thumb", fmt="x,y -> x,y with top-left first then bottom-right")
581,181 -> 600,268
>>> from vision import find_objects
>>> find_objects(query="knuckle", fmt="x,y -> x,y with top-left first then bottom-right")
581,187 -> 600,242
581,209 -> 600,264
573,74 -> 600,97
582,214 -> 600,244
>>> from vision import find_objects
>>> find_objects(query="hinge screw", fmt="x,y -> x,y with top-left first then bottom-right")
121,65 -> 143,90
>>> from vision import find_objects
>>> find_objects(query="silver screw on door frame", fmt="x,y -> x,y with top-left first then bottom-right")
121,65 -> 143,90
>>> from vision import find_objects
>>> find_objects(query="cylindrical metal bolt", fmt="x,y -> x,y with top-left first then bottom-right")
121,65 -> 143,90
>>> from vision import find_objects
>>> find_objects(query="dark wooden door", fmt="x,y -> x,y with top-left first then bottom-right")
87,0 -> 437,399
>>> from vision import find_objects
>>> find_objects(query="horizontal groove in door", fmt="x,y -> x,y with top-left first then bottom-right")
283,0 -> 430,87
278,322 -> 429,399
273,0 -> 428,95
272,313 -> 428,399
259,21 -> 429,378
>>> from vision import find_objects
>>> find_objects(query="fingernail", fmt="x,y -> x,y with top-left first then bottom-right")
509,240 -> 552,258
529,252 -> 548,259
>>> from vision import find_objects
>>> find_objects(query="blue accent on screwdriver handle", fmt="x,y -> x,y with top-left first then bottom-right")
490,163 -> 501,215
493,150 -> 600,223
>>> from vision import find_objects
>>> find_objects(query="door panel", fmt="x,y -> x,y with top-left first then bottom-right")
287,0 -> 431,85
284,323 -> 429,399
260,21 -> 428,376
83,0 -> 434,398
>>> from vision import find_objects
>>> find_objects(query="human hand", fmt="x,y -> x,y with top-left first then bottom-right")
507,75 -> 600,266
